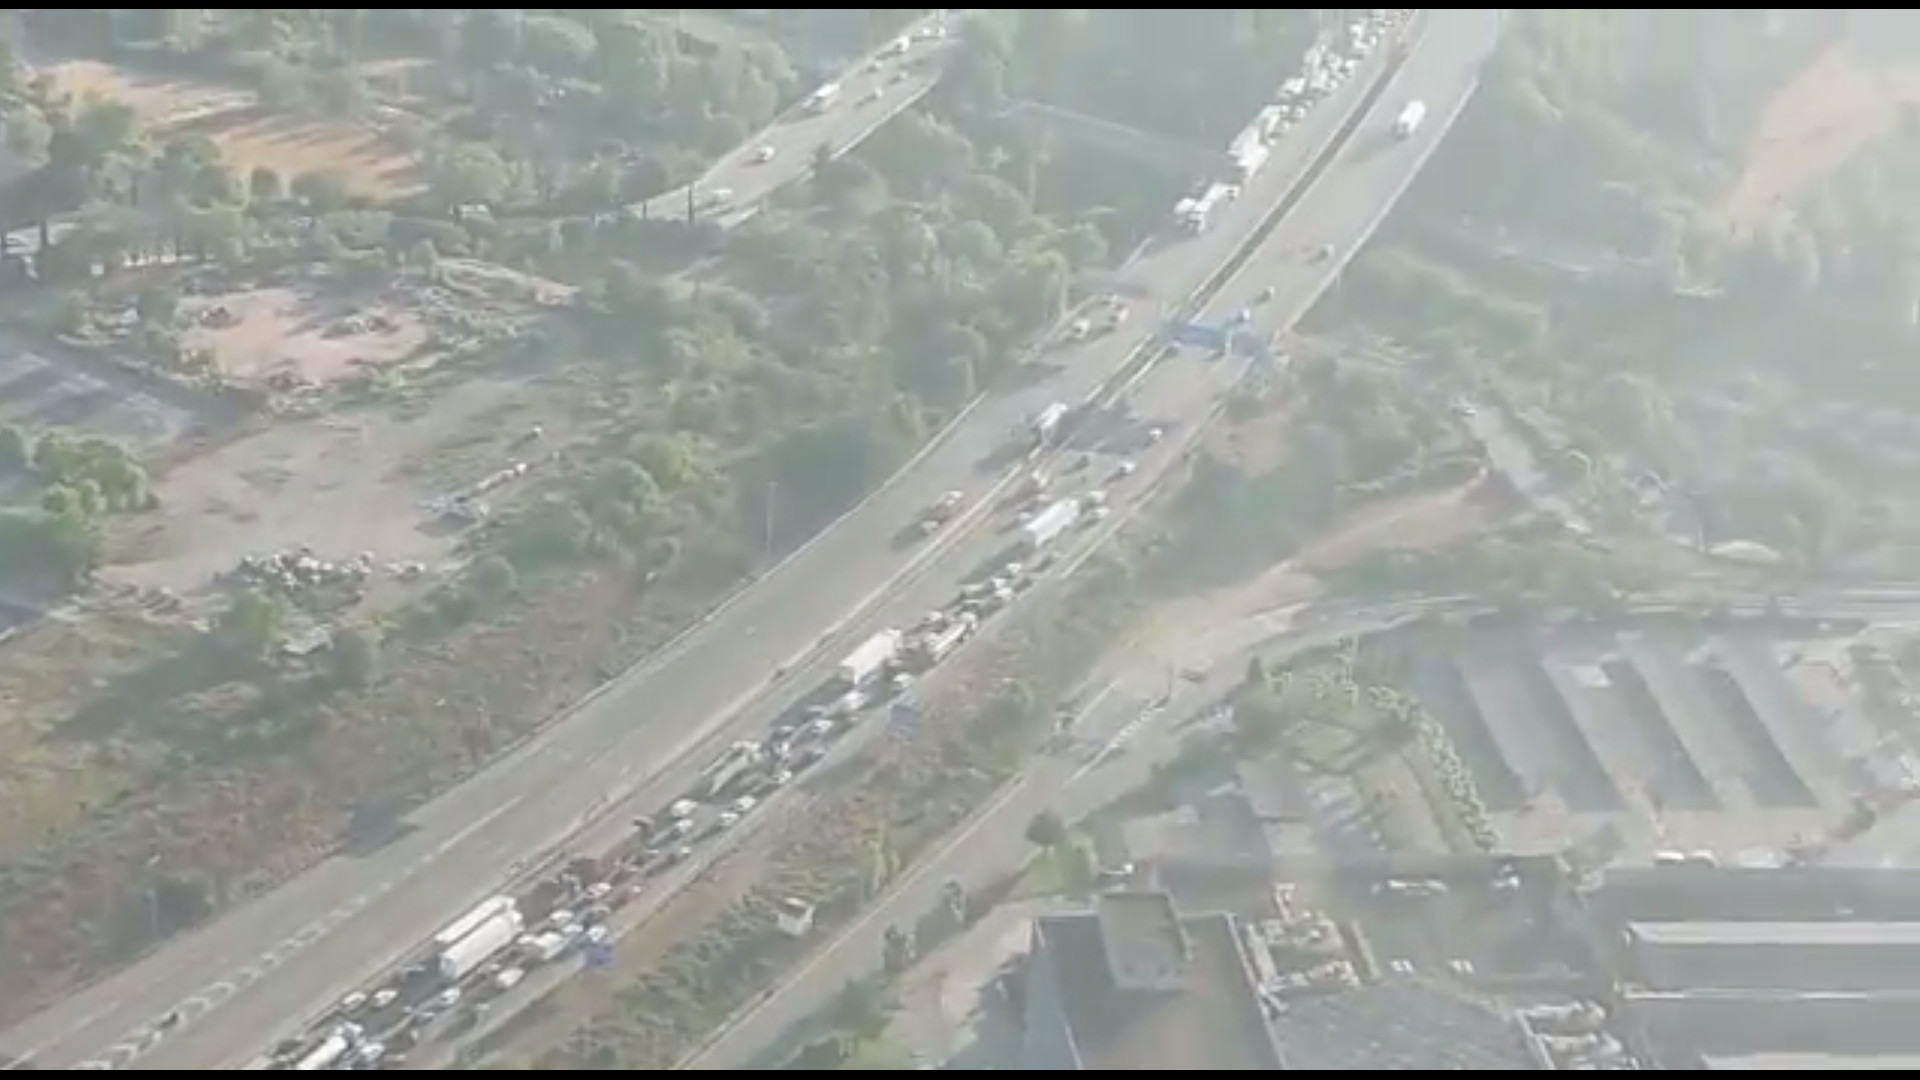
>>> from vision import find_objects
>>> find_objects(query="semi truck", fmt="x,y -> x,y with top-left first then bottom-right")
838,628 -> 904,689
1021,497 -> 1081,554
914,614 -> 977,668
294,1031 -> 350,1071
433,895 -> 516,951
1032,401 -> 1069,448
697,739 -> 765,800
806,82 -> 841,113
1393,100 -> 1427,139
1176,182 -> 1236,234
437,907 -> 525,983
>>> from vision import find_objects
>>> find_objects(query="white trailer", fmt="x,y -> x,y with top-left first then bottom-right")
1232,142 -> 1270,183
437,908 -> 525,983
1178,183 -> 1234,235
838,628 -> 904,688
1393,99 -> 1427,139
916,615 -> 976,667
294,1031 -> 350,1072
1255,105 -> 1284,140
1228,126 -> 1265,162
432,895 -> 516,951
806,82 -> 841,112
1022,497 -> 1082,553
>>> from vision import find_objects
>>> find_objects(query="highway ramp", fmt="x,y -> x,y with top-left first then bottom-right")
630,14 -> 952,228
2,16 -> 1410,1075
683,8 -> 1505,1066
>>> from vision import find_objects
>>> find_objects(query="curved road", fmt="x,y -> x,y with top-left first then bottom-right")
4,13 -> 1418,1074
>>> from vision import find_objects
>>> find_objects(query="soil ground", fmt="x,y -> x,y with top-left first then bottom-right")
179,286 -> 430,387
40,59 -> 425,201
1710,39 -> 1920,238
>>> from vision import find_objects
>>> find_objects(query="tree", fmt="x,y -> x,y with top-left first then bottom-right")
216,589 -> 285,660
1024,809 -> 1068,850
247,164 -> 283,205
290,170 -> 352,213
0,425 -> 29,473
326,627 -> 380,689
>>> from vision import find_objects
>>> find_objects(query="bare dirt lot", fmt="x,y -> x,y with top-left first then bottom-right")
180,286 -> 430,387
103,375 -> 536,596
1710,41 -> 1920,237
41,59 -> 424,201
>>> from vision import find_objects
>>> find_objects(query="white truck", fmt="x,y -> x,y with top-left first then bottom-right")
433,895 -> 516,951
437,907 -> 525,983
523,928 -> 579,965
294,1031 -> 350,1072
806,82 -> 841,113
1021,497 -> 1082,554
1393,100 -> 1427,139
1032,402 -> 1068,448
914,614 -> 977,668
838,628 -> 904,689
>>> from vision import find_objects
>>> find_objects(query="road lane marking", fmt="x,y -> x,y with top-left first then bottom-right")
71,795 -> 525,1071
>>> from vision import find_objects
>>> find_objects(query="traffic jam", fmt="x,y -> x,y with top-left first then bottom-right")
262,399 -> 1140,1070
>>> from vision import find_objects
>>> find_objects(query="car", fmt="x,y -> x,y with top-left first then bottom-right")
371,988 -> 400,1010
752,144 -> 777,164
1146,426 -> 1166,444
668,797 -> 699,819
1310,242 -> 1336,262
716,810 -> 742,829
1112,459 -> 1137,480
731,794 -> 760,815
340,991 -> 369,1013
864,86 -> 885,104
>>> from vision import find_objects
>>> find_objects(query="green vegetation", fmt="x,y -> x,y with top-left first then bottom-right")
0,5 -> 1330,1016
503,554 -> 1141,1069
1236,648 -> 1492,852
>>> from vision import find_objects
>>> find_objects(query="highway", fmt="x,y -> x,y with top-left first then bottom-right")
683,9 -> 1505,1067
630,13 -> 953,229
4,13 -> 1413,1074
687,597 -> 1462,1069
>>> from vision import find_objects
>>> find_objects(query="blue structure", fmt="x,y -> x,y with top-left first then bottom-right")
584,940 -> 615,970
1167,315 -> 1276,365
886,693 -> 925,743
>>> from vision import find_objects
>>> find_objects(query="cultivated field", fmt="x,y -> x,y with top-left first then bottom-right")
42,59 -> 425,201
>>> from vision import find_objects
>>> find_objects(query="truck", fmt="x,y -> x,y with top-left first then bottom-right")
915,614 -> 977,668
697,739 -> 765,799
437,908 -> 525,983
806,82 -> 841,113
1255,104 -> 1284,141
1177,182 -> 1235,234
1021,497 -> 1082,554
838,628 -> 904,689
1232,141 -> 1270,183
294,1031 -> 350,1072
1393,100 -> 1427,139
432,895 -> 516,951
1032,402 -> 1069,447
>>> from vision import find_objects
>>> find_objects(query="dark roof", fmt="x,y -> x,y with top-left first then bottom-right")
1267,983 -> 1535,1070
1023,893 -> 1281,1070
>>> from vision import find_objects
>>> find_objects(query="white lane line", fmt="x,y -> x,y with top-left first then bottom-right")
72,795 -> 524,1070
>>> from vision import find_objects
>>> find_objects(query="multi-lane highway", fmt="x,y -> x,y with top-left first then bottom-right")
683,9 -> 1504,1067
630,14 -> 953,227
5,12 -> 1422,1073
686,595 -> 1466,1069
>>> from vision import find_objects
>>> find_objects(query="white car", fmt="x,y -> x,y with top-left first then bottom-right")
668,798 -> 699,819
370,988 -> 399,1010
753,144 -> 777,164
716,810 -> 742,830
731,794 -> 760,816
340,991 -> 369,1013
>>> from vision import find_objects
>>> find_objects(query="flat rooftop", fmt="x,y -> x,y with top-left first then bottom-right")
1703,1051 -> 1920,1070
1027,893 -> 1281,1070
1630,920 -> 1920,948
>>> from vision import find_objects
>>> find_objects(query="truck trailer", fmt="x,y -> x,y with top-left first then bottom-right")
437,908 -> 525,983
806,82 -> 841,112
432,895 -> 516,951
915,614 -> 977,668
294,1031 -> 350,1072
1393,100 -> 1427,139
1021,497 -> 1081,554
838,628 -> 904,689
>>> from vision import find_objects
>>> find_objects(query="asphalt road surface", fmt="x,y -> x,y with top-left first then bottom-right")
630,15 -> 951,228
686,599 -> 1457,1069
3,17 -> 1409,1075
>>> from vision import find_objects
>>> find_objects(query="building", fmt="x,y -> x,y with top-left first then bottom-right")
1015,891 -> 1284,1070
1591,866 -> 1920,1066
